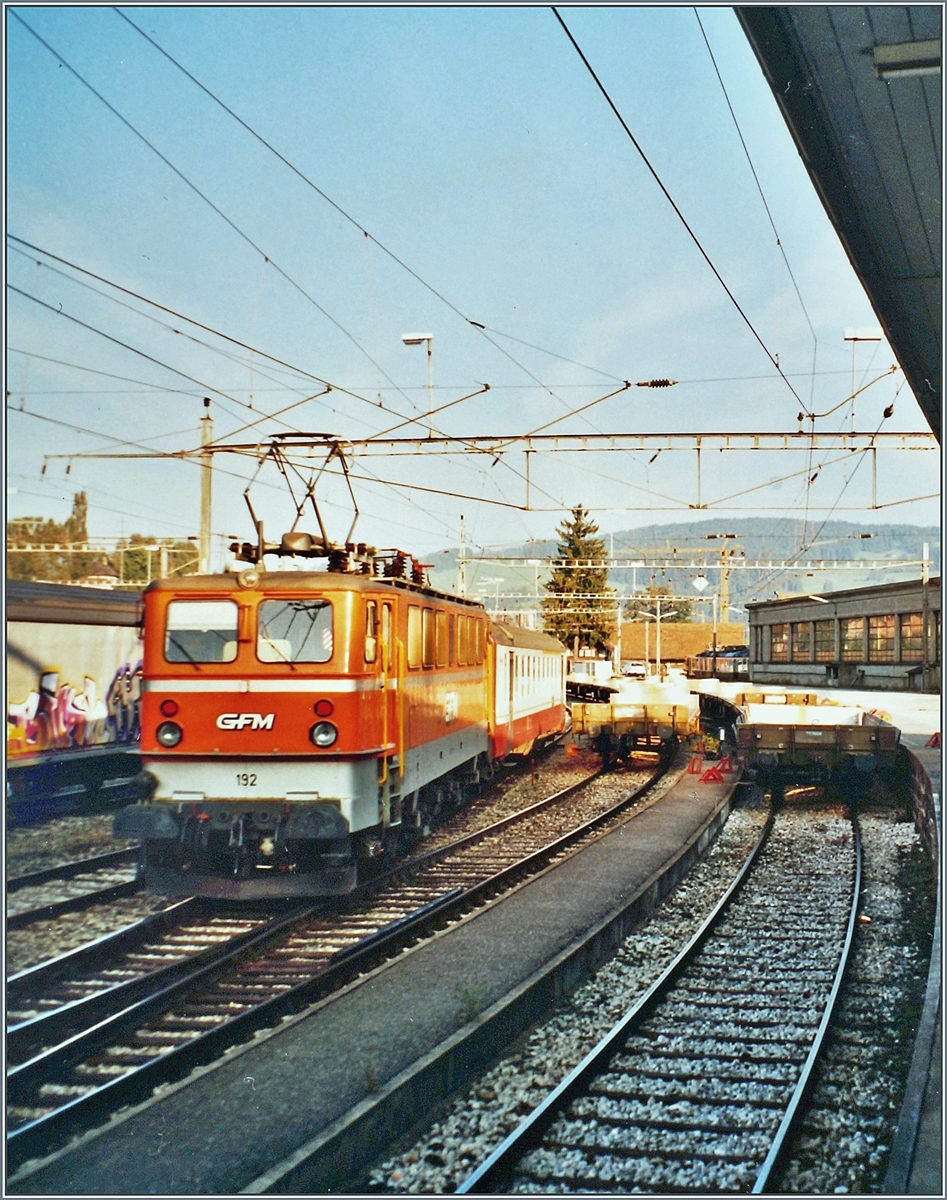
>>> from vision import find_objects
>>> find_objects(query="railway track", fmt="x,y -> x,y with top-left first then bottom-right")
7,850 -> 144,931
7,753 -> 666,1171
457,802 -> 860,1194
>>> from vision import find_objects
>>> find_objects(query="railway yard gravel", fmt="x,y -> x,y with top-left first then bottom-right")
420,746 -> 603,849
367,800 -> 768,1193
777,808 -> 935,1194
7,813 -> 137,878
366,797 -> 933,1194
6,894 -> 175,976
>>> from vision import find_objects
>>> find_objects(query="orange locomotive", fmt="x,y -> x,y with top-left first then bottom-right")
115,555 -> 566,898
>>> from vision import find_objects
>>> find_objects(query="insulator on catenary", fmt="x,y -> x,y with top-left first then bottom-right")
636,379 -> 677,388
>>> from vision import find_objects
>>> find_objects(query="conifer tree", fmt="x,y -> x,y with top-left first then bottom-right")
541,505 -> 615,653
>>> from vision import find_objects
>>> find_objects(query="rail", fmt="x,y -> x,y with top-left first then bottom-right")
458,802 -> 861,1194
7,757 -> 662,1172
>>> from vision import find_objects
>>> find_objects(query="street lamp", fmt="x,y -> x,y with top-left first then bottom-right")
402,333 -> 434,437
633,599 -> 677,677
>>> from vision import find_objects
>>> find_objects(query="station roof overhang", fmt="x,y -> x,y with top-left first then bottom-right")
736,6 -> 942,442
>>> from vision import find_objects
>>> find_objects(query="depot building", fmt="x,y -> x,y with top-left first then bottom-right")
746,577 -> 941,692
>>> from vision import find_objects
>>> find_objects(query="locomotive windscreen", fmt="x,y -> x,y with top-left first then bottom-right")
258,599 -> 333,662
164,599 -> 238,663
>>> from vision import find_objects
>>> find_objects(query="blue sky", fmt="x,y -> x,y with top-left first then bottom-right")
6,5 -> 939,568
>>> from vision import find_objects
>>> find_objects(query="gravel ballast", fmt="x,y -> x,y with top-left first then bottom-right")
366,801 -> 768,1193
366,797 -> 933,1194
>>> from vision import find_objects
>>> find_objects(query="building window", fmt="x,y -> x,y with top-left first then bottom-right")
899,613 -> 923,663
814,619 -> 835,663
840,617 -> 865,662
791,622 -> 811,663
868,614 -> 895,663
770,624 -> 789,662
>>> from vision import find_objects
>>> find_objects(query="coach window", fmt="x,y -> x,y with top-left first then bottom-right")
458,615 -> 468,666
422,608 -> 436,668
435,611 -> 448,667
900,613 -> 923,662
770,623 -> 789,663
365,601 -> 378,664
258,599 -> 333,662
814,619 -> 835,663
791,622 -> 811,663
868,614 -> 895,663
407,605 -> 422,668
165,599 -> 238,663
448,614 -> 455,665
840,616 -> 865,662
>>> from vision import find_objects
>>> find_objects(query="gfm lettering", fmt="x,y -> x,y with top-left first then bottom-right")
216,713 -> 275,731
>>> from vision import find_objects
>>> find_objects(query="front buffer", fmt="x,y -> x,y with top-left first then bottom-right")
115,755 -> 383,898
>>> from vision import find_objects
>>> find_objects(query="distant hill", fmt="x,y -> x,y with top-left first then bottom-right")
426,518 -> 940,611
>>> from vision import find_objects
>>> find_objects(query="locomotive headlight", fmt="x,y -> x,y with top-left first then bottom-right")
156,721 -> 183,747
309,721 -> 338,748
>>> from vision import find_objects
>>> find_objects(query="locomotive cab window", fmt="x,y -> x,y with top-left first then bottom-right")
365,600 -> 378,664
257,599 -> 333,662
165,599 -> 238,663
381,603 -> 392,671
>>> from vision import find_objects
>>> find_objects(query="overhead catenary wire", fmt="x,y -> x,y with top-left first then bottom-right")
7,235 -> 434,433
7,243 -> 350,436
109,3 -> 679,475
9,12 -> 426,423
113,6 -> 634,407
8,234 -> 539,502
552,7 -> 812,419
693,9 -> 818,351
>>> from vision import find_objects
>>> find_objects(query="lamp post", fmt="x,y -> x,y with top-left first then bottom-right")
402,333 -> 434,437
634,600 -> 677,677
844,327 -> 882,432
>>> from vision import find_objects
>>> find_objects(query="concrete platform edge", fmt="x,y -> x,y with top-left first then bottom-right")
243,777 -> 739,1194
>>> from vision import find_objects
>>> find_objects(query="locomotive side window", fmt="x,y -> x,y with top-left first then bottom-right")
422,607 -> 436,668
165,600 -> 238,663
457,615 -> 467,666
448,614 -> 455,665
365,600 -> 378,664
475,619 -> 484,664
257,599 -> 333,662
435,611 -> 448,667
382,603 -> 392,671
407,605 -> 422,668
